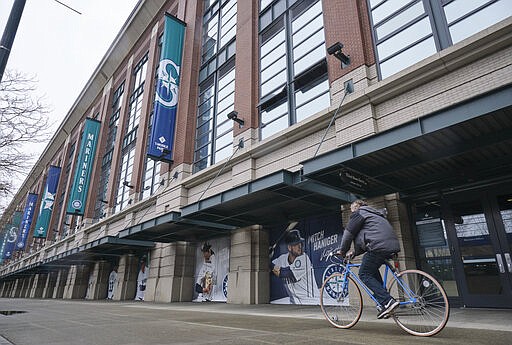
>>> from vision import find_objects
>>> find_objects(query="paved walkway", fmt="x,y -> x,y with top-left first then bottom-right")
136,301 -> 512,331
1,299 -> 511,345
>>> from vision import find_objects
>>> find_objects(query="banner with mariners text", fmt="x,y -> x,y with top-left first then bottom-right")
269,213 -> 342,305
16,193 -> 38,251
67,118 -> 101,215
2,211 -> 22,260
147,15 -> 186,162
34,165 -> 61,238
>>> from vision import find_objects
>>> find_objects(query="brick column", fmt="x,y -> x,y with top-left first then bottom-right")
63,265 -> 90,299
42,271 -> 57,298
53,268 -> 69,299
148,242 -> 195,302
115,254 -> 138,300
227,226 -> 269,304
85,260 -> 110,300
29,273 -> 47,298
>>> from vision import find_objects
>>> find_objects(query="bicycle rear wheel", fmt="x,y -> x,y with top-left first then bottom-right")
320,273 -> 362,329
388,269 -> 449,336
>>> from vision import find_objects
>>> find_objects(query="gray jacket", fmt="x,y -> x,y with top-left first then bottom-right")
340,206 -> 400,256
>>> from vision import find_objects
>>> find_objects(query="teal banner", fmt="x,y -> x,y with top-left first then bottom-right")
0,226 -> 11,264
66,118 -> 101,215
147,15 -> 186,162
34,165 -> 62,238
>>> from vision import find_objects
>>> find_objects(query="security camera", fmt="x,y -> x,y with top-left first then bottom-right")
327,42 -> 343,56
227,110 -> 244,127
227,110 -> 239,120
327,42 -> 350,68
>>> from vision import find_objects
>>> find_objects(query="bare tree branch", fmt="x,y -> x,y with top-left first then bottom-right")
0,70 -> 52,214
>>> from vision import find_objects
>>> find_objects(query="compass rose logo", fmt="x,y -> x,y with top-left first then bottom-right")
7,226 -> 17,243
156,59 -> 180,108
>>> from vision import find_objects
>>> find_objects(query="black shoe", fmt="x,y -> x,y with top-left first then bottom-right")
377,298 -> 399,319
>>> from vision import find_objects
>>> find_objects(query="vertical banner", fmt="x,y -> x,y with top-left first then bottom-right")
269,213 -> 342,305
33,165 -> 62,238
147,15 -> 186,162
2,211 -> 22,260
0,227 -> 10,264
16,193 -> 38,251
193,237 -> 230,302
66,118 -> 101,215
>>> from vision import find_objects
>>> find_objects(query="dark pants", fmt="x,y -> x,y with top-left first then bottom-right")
359,251 -> 392,306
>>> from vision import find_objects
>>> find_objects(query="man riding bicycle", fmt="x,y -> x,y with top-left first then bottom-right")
338,199 -> 401,319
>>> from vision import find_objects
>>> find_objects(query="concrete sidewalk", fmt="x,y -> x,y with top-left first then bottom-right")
1,299 -> 511,345
122,301 -> 512,332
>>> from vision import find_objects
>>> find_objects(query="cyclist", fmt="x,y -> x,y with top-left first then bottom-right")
338,199 -> 401,319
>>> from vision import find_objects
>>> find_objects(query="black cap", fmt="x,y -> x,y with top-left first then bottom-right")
201,242 -> 214,254
285,229 -> 304,245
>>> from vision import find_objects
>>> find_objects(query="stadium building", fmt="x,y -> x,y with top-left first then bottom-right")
1,0 -> 511,309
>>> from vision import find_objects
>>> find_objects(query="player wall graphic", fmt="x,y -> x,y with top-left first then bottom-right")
269,213 -> 343,305
193,236 -> 230,302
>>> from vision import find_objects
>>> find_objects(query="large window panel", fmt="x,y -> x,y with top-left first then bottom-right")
375,1 -> 425,39
261,112 -> 289,140
377,16 -> 432,60
259,0 -> 328,140
261,69 -> 287,97
293,43 -> 325,76
220,0 -> 237,47
445,0 -> 512,44
261,29 -> 285,57
369,0 -> 511,80
261,59 -> 287,88
380,37 -> 436,79
371,0 -> 414,24
195,1 -> 237,173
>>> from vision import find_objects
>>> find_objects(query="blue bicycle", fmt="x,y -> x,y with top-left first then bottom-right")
319,251 -> 449,336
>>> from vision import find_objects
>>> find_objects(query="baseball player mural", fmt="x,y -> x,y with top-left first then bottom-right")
193,237 -> 230,302
269,213 -> 343,305
107,265 -> 118,300
135,257 -> 148,301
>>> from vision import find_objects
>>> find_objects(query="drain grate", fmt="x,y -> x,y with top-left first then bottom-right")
0,311 -> 26,316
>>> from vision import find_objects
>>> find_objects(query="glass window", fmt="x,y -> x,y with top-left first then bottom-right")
94,82 -> 124,220
379,37 -> 436,79
444,0 -> 493,23
377,16 -> 432,60
259,0 -> 328,140
370,0 -> 511,80
371,0 -> 411,25
446,0 -> 512,44
375,2 -> 425,39
261,112 -> 289,140
260,0 -> 273,12
195,1 -> 237,173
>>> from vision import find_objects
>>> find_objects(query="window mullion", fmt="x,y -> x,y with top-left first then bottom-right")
285,9 -> 295,126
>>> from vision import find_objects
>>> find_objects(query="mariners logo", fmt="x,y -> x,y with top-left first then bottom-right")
156,59 -> 180,108
72,200 -> 82,209
322,264 -> 346,299
222,274 -> 228,298
7,227 -> 17,243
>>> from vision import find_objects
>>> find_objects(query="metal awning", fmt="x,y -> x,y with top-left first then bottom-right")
301,86 -> 512,198
180,170 -> 352,227
40,236 -> 154,268
118,211 -> 238,242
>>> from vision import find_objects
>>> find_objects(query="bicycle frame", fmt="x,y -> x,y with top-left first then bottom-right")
337,261 -> 418,308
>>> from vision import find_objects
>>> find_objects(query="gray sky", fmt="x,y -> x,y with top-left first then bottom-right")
0,0 -> 139,209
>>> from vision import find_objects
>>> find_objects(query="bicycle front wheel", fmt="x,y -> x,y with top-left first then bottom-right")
320,273 -> 362,329
388,269 -> 449,337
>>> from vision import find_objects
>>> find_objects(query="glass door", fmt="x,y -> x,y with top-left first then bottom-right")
444,191 -> 512,308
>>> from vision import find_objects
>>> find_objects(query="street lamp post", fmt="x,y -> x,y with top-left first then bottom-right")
0,0 -> 27,83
